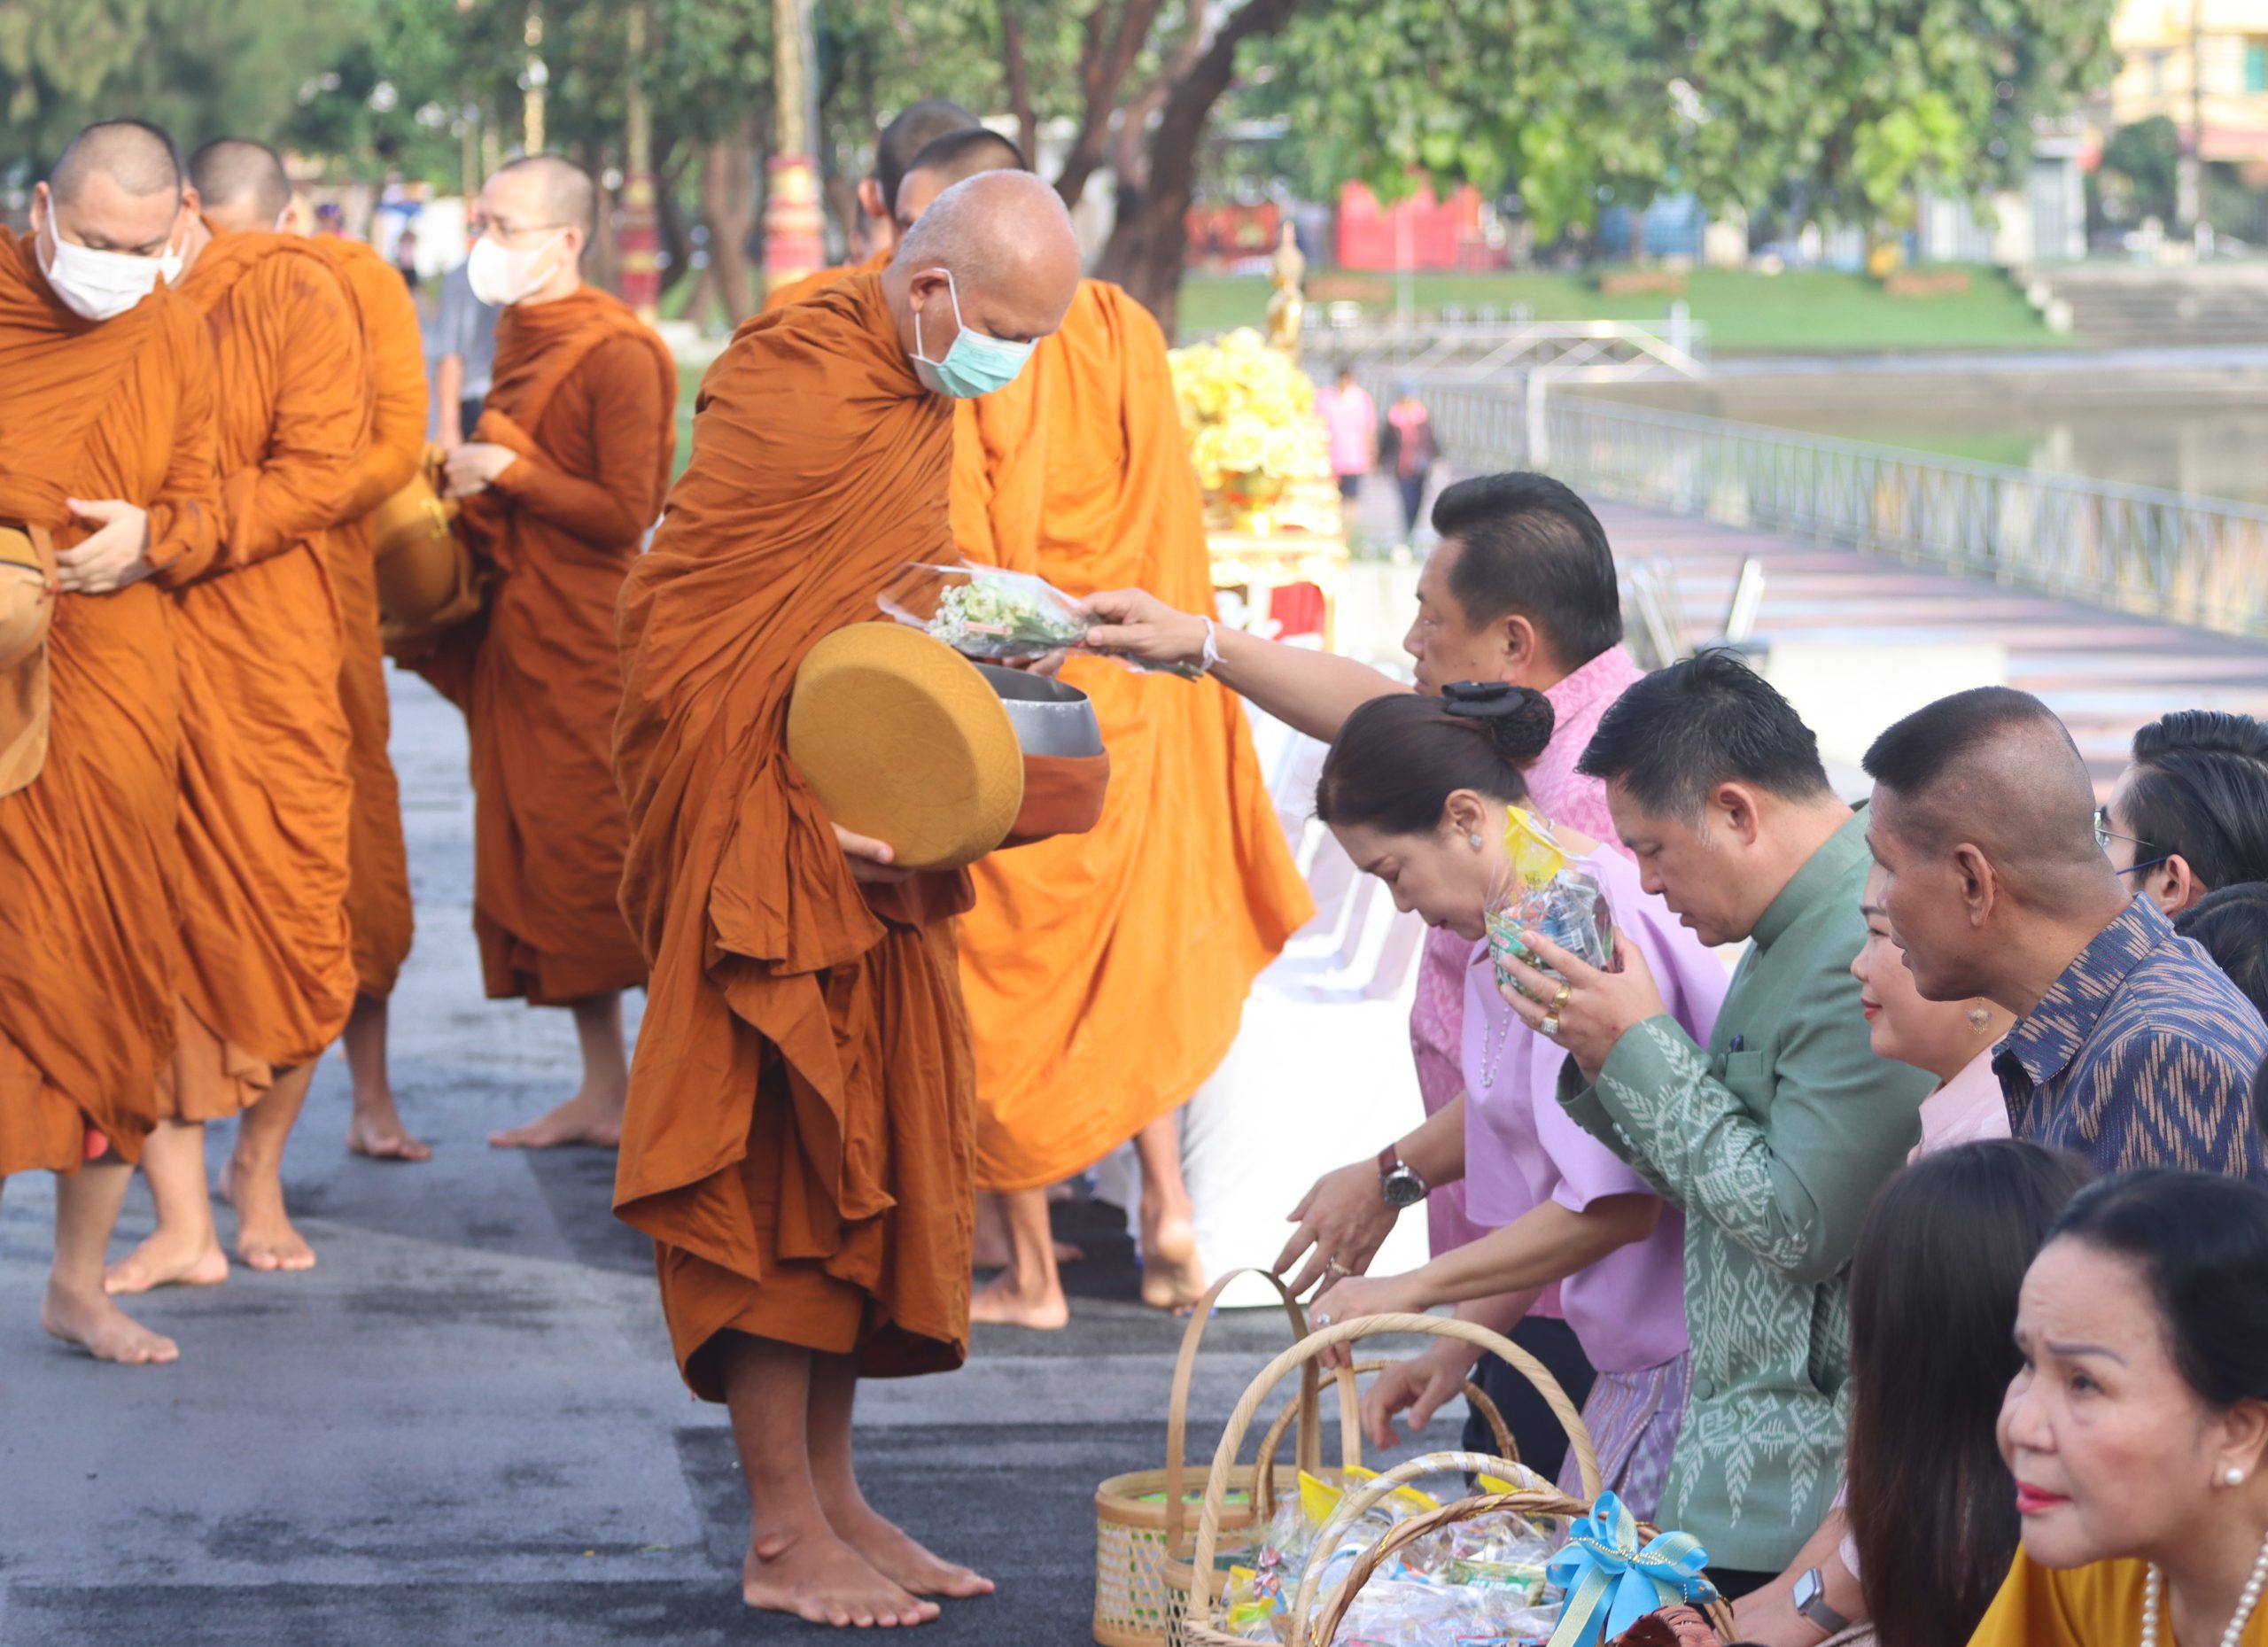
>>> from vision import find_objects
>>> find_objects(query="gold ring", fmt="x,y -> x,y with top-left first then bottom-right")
1550,983 -> 1573,1014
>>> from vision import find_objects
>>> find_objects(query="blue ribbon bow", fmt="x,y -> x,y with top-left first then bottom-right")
1544,1492 -> 1720,1647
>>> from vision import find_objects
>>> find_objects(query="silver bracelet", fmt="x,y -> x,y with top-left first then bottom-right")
1198,616 -> 1220,677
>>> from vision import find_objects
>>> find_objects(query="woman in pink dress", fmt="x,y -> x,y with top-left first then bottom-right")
1305,684 -> 1728,1518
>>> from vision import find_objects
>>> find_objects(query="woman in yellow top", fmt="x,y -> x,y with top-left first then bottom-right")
1971,1170 -> 2268,1647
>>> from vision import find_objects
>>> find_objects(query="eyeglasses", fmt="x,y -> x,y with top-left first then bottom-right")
2094,804 -> 2170,878
468,217 -> 570,241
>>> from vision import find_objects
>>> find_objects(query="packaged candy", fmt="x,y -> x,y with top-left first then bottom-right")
1485,806 -> 1614,989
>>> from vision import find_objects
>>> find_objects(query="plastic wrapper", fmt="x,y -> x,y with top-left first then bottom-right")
1485,807 -> 1615,989
878,561 -> 1205,675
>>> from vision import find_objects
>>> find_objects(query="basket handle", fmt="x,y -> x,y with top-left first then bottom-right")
1290,1448 -> 1555,1638
1249,1359 -> 1519,1519
1302,1486 -> 1740,1647
1162,1267 -> 1323,1551
1185,1313 -> 1600,1632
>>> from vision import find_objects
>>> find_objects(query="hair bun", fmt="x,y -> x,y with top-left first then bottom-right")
1441,680 -> 1556,766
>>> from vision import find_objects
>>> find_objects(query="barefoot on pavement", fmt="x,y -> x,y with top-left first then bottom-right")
346,1093 -> 432,1162
229,1172 -> 315,1273
487,1088 -> 624,1150
968,1270 -> 1070,1331
1140,1211 -> 1206,1312
829,1501 -> 996,1600
43,1282 -> 181,1365
744,1529 -> 940,1628
104,1230 -> 229,1295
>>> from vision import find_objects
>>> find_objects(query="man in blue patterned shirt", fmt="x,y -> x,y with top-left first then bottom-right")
1864,688 -> 2268,1181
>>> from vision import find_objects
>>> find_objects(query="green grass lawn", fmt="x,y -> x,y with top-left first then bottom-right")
1177,266 -> 2067,354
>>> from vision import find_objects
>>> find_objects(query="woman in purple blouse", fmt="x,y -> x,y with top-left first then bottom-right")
1306,685 -> 1727,1517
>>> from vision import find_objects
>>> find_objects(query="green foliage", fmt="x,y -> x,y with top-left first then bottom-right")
2094,114 -> 2181,227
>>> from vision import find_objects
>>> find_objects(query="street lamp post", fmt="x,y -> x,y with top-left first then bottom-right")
761,0 -> 825,293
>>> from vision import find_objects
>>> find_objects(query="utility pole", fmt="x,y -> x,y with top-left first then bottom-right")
2177,0 -> 2206,239
761,0 -> 826,292
620,1 -> 661,319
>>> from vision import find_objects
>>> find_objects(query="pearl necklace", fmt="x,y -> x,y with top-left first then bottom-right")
2142,1530 -> 2268,1647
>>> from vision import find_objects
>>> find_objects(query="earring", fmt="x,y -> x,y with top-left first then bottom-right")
2228,1468 -> 2248,1487
1968,1004 -> 1993,1033
1470,834 -> 1485,850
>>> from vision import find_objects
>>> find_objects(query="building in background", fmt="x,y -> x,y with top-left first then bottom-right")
2107,0 -> 2268,165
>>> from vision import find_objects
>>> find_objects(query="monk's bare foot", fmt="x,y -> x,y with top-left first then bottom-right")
971,1236 -> 1084,1270
487,1088 -> 624,1150
228,1164 -> 315,1273
743,1528 -> 939,1627
1139,1210 -> 1206,1312
43,1280 -> 180,1364
827,1501 -> 995,1600
969,1270 -> 1070,1331
103,1230 -> 229,1295
346,1092 -> 432,1163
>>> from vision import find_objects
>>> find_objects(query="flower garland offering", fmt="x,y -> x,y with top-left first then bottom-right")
879,563 -> 1089,661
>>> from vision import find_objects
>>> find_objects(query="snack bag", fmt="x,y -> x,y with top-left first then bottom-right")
1485,807 -> 1614,988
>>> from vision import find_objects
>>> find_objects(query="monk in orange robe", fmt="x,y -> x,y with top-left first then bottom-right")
615,172 -> 1079,1626
760,97 -> 981,315
415,155 -> 676,1152
0,120 -> 221,1362
188,140 -> 432,1163
103,146 -> 370,1294
894,135 -> 1315,1328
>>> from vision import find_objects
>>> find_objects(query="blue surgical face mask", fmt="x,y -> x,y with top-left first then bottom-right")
910,268 -> 1035,400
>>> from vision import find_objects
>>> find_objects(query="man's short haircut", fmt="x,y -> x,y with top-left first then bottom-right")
50,119 -> 184,204
1578,648 -> 1833,821
1431,472 -> 1623,667
874,100 -> 982,218
1860,687 -> 2101,866
187,137 -> 292,222
899,128 -> 1028,207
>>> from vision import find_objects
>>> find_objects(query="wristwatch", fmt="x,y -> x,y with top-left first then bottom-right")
1377,1144 -> 1428,1209
1792,1567 -> 1850,1636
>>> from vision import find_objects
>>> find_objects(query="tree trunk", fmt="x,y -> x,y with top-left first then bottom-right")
702,115 -> 761,326
1097,0 -> 1302,333
998,0 -> 1035,163
1052,0 -> 1166,210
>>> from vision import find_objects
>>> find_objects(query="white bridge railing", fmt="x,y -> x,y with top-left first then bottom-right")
1418,385 -> 2268,640
1308,315 -> 1709,381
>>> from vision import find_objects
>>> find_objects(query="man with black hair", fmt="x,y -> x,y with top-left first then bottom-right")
1862,687 -> 2266,1179
1087,470 -> 1643,1482
1492,649 -> 1933,1589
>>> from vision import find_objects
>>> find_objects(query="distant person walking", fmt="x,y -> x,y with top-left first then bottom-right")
1323,366 -> 1377,510
392,225 -> 421,293
434,255 -> 500,447
1381,382 -> 1437,545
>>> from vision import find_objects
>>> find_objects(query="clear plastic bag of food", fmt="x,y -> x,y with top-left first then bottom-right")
879,563 -> 1089,660
1484,807 -> 1615,988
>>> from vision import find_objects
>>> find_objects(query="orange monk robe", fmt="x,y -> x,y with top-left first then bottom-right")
165,228 -> 369,1119
413,290 -> 674,1006
311,238 -> 427,1000
757,246 -> 889,315
0,235 -> 223,1175
952,280 -> 1315,1193
616,273 -> 975,1398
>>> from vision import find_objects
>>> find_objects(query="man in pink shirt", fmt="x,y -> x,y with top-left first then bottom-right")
1086,470 -> 1646,1474
1322,367 -> 1378,506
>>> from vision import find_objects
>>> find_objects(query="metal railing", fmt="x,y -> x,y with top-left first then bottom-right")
1418,385 -> 2268,640
1309,316 -> 1710,381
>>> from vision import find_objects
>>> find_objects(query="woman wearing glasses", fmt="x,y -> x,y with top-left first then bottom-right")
2095,711 -> 2268,915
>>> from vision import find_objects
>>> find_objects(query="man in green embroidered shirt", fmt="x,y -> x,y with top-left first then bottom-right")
1498,652 -> 1933,1590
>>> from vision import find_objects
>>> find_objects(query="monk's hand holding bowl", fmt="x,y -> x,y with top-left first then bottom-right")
832,823 -> 914,887
1080,587 -> 1208,671
443,441 -> 518,499
1496,930 -> 1665,1084
57,497 -> 151,594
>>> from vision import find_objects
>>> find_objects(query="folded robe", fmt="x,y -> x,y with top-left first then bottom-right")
164,225 -> 367,1118
415,288 -> 675,1006
0,232 -> 222,1173
615,271 -> 976,1396
312,236 -> 428,1000
951,280 -> 1315,1192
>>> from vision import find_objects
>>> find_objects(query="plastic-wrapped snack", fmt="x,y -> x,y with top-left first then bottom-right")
1485,806 -> 1614,988
879,563 -> 1088,660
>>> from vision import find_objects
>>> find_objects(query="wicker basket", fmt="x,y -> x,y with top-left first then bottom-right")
1093,1269 -> 1342,1647
1155,1360 -> 1518,1647
1183,1311 -> 1723,1647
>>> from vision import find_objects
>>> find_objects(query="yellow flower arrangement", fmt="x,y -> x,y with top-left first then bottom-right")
1169,329 -> 1327,494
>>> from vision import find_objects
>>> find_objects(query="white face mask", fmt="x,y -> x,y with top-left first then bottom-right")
39,219 -> 183,322
466,229 -> 566,307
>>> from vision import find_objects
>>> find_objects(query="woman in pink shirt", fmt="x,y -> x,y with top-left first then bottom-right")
1306,685 -> 1727,1517
1322,368 -> 1377,505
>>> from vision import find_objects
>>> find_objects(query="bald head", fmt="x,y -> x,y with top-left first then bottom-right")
884,172 -> 1079,386
189,138 -> 292,234
487,154 -> 596,240
50,120 -> 183,207
894,129 -> 1028,235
